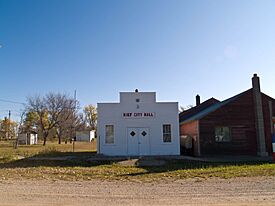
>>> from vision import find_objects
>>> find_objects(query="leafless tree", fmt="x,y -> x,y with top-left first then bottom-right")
83,104 -> 97,130
26,93 -> 77,145
55,102 -> 80,144
179,104 -> 194,113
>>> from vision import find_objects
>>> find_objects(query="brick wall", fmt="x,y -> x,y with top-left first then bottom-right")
199,90 -> 258,155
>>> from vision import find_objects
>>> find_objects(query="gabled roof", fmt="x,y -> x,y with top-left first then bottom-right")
262,92 -> 275,101
180,89 -> 252,124
179,98 -> 220,122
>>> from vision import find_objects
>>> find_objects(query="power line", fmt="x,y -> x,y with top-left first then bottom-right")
0,109 -> 22,112
0,98 -> 25,105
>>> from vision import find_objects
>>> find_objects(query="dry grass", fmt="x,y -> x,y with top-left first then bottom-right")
0,160 -> 274,182
0,140 -> 96,159
0,140 -> 274,182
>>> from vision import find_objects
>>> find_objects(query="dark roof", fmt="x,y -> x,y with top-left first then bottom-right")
179,97 -> 220,122
179,89 -> 252,124
262,92 -> 275,101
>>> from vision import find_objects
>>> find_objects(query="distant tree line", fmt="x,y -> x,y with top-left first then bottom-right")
8,92 -> 98,145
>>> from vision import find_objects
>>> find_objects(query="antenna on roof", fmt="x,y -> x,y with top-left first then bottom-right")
135,89 -> 139,93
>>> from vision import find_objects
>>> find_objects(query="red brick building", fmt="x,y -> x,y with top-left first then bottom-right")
179,74 -> 275,157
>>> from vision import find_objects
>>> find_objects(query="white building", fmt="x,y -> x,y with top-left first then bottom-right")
97,91 -> 180,156
18,132 -> 38,145
76,130 -> 95,142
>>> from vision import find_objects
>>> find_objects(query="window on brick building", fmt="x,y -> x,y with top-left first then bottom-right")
215,127 -> 231,142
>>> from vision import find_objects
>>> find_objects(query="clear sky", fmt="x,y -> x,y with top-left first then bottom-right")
0,0 -> 275,120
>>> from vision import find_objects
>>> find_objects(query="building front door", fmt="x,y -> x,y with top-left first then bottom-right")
127,128 -> 150,156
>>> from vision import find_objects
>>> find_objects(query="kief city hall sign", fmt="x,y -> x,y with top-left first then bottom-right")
122,112 -> 155,118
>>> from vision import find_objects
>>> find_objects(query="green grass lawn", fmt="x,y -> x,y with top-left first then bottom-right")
0,140 -> 274,182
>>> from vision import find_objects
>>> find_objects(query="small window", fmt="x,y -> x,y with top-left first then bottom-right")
136,98 -> 140,102
215,127 -> 231,142
105,125 -> 114,144
163,124 -> 171,143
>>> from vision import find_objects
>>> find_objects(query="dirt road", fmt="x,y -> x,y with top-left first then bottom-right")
0,177 -> 274,206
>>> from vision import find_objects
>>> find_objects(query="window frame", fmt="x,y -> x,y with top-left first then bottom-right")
214,126 -> 231,142
162,124 -> 172,143
105,125 -> 114,144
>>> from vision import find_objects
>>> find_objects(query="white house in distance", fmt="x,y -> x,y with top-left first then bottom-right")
97,90 -> 180,156
18,132 -> 38,145
76,130 -> 95,142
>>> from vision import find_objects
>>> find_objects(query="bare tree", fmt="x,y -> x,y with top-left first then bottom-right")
26,93 -> 77,145
16,109 -> 25,134
55,99 -> 79,144
83,104 -> 97,130
179,104 -> 194,113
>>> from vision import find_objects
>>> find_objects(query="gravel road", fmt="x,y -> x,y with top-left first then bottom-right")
0,177 -> 274,206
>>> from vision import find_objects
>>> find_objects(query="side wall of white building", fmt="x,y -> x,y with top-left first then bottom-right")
97,92 -> 180,156
76,131 -> 95,142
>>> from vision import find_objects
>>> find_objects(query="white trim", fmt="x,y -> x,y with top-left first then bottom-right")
161,123 -> 173,144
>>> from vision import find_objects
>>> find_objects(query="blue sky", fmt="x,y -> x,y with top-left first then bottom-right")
0,0 -> 275,120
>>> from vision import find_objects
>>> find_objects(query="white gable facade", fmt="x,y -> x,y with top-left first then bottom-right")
97,91 -> 180,156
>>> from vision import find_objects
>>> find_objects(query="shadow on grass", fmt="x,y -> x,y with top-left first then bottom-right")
0,151 -> 273,178
119,158 -> 274,177
0,151 -> 115,168
35,151 -> 98,158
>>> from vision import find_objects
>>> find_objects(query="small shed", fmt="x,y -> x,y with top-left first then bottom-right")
18,132 -> 38,145
76,130 -> 95,142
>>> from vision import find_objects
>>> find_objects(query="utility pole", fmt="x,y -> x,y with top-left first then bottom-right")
8,110 -> 11,139
72,90 -> 77,152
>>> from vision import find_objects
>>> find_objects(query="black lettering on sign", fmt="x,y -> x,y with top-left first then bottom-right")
144,113 -> 153,117
123,113 -> 132,117
123,112 -> 154,118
